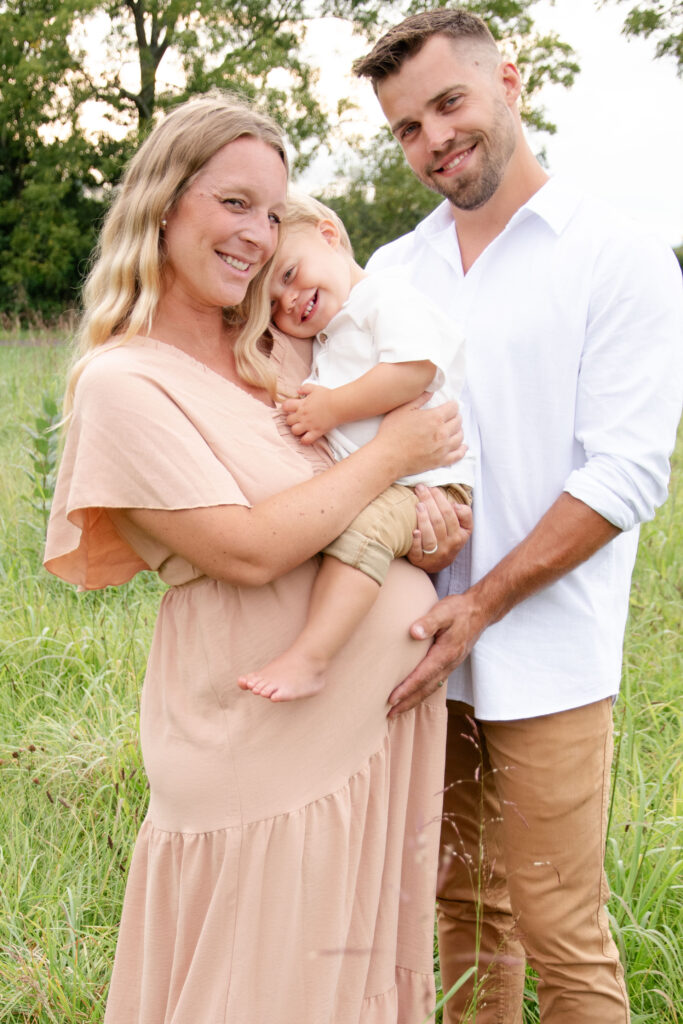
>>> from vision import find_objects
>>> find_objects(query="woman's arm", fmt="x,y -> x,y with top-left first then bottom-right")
114,397 -> 464,588
283,361 -> 436,444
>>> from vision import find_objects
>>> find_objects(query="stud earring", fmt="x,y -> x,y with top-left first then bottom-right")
160,218 -> 167,230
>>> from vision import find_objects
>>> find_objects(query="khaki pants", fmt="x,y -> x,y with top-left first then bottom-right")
323,482 -> 472,585
438,698 -> 630,1023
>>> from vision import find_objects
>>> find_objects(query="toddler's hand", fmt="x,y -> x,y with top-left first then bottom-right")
281,383 -> 335,445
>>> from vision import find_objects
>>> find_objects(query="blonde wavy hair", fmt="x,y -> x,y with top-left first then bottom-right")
237,190 -> 354,389
64,90 -> 288,412
277,191 -> 353,253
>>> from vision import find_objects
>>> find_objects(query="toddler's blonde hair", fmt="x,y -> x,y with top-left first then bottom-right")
238,191 -> 355,381
279,191 -> 353,254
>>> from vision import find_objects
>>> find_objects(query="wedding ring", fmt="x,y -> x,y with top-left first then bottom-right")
437,680 -> 445,687
422,543 -> 439,555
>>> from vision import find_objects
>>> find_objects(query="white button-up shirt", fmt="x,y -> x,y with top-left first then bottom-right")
368,177 -> 683,720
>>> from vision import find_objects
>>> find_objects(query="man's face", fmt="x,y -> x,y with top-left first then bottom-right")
376,34 -> 518,211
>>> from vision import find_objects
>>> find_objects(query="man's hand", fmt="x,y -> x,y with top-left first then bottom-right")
282,383 -> 336,444
387,592 -> 487,717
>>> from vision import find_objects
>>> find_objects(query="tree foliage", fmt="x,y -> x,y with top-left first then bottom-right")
0,1 -> 104,316
65,0 -> 335,157
606,1 -> 683,74
0,0 -> 582,319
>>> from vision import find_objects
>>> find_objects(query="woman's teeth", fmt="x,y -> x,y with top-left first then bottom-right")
218,253 -> 249,271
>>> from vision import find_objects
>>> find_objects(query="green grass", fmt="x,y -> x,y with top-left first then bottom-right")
1,342 -> 681,1023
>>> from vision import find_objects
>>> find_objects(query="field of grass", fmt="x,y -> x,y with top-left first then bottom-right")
1,341 -> 681,1023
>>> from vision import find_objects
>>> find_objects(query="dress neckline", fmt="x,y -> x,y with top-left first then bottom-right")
131,334 -> 277,410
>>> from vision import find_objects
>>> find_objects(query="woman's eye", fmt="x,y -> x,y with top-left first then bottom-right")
283,267 -> 294,284
223,198 -> 245,208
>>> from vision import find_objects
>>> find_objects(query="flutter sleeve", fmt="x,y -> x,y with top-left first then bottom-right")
44,347 -> 250,590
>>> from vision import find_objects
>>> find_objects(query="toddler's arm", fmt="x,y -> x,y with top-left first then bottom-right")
284,360 -> 435,444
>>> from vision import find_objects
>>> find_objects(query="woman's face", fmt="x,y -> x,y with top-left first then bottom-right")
162,136 -> 288,313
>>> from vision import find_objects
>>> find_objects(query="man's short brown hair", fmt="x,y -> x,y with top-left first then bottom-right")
353,8 -> 499,90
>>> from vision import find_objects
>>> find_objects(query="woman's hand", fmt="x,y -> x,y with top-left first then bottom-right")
374,395 -> 466,480
408,484 -> 473,572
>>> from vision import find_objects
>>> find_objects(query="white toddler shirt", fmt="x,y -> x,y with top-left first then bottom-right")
308,266 -> 476,488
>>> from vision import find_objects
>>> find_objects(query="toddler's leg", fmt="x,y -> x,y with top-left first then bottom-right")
238,556 -> 379,701
239,485 -> 415,702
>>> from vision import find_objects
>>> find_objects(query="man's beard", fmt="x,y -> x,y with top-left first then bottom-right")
421,104 -> 516,211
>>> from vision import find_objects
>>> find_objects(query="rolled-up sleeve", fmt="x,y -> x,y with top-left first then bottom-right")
565,233 -> 683,531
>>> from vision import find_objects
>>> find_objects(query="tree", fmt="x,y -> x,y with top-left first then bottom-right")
65,0 -> 337,161
604,1 -> 683,74
0,0 -> 106,317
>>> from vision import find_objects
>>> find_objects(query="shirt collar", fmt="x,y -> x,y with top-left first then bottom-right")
416,175 -> 582,244
512,175 -> 582,235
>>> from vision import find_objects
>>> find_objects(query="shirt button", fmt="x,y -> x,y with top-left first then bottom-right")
319,332 -> 327,342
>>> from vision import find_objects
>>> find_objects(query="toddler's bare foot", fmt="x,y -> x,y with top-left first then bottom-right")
238,648 -> 329,702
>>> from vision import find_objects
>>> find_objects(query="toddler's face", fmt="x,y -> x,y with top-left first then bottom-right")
269,222 -> 354,338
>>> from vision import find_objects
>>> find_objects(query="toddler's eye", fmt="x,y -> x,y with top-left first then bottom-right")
269,212 -> 281,225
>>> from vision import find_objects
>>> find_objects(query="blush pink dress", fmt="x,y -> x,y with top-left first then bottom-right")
44,335 -> 447,1024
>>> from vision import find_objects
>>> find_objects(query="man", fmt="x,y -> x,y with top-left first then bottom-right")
353,9 -> 682,1024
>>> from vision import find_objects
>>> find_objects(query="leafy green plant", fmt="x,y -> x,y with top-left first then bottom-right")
22,392 -> 61,534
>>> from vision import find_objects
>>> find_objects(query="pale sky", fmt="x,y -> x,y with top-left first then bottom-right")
296,0 -> 683,247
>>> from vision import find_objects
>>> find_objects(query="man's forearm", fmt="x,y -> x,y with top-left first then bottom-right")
471,491 -> 621,630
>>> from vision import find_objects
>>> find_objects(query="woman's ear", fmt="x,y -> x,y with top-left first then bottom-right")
317,218 -> 342,249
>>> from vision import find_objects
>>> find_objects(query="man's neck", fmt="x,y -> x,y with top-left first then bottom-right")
450,153 -> 548,273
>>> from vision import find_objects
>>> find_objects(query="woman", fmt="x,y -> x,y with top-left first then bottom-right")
44,91 -> 468,1024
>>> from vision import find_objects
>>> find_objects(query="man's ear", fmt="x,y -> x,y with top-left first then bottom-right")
499,61 -> 522,106
317,218 -> 342,248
